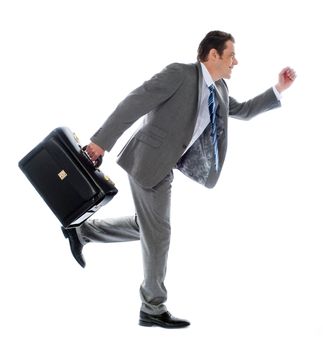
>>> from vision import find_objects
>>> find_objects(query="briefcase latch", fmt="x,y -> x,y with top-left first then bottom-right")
58,170 -> 68,180
73,132 -> 80,145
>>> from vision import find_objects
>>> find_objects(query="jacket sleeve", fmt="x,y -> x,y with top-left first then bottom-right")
90,63 -> 185,151
229,87 -> 281,121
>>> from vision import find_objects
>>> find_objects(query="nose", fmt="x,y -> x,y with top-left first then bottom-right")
234,57 -> 238,65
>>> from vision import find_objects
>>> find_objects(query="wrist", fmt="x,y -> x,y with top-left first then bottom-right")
275,83 -> 284,94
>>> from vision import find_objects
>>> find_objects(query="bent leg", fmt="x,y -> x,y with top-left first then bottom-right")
76,215 -> 140,245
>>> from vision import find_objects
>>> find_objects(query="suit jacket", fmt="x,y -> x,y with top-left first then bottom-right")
91,63 -> 281,188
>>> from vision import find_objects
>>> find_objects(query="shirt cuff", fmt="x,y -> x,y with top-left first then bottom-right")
272,86 -> 282,100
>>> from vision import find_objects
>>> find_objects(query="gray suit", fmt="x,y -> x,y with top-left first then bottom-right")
77,62 -> 281,314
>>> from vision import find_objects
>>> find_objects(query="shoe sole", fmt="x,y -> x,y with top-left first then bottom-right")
61,227 -> 69,238
61,227 -> 86,268
139,320 -> 154,327
139,319 -> 189,329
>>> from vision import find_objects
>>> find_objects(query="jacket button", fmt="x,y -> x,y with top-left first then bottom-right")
182,144 -> 187,149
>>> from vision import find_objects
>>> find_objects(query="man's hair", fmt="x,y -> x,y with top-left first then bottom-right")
197,30 -> 235,62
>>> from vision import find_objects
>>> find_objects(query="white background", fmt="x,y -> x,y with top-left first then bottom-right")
1,0 -> 322,349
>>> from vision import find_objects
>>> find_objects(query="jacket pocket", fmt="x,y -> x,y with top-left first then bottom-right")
136,131 -> 162,148
135,125 -> 167,148
149,125 -> 167,138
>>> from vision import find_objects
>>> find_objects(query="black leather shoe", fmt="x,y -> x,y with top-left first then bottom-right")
61,227 -> 86,268
139,311 -> 190,329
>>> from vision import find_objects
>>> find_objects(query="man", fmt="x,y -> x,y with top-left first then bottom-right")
61,30 -> 296,328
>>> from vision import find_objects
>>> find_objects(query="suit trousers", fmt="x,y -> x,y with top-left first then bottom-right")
76,171 -> 174,315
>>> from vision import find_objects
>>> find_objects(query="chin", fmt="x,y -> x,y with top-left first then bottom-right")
226,69 -> 233,79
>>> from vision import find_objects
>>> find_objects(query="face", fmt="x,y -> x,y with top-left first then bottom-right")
205,40 -> 238,80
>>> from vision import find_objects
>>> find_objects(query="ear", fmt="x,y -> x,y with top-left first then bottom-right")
208,48 -> 219,61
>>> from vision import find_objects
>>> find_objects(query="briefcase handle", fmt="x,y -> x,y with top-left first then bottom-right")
82,146 -> 103,168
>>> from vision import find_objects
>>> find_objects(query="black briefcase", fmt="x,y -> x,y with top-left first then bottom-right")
18,127 -> 118,228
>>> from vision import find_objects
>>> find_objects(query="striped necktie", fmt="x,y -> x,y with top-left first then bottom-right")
208,84 -> 220,171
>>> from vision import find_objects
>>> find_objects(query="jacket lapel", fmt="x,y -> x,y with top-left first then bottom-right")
195,62 -> 204,117
214,79 -> 228,114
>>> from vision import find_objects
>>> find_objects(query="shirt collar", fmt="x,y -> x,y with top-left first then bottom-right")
200,62 -> 215,88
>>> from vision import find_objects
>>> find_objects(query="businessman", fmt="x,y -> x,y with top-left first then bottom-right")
62,30 -> 296,328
